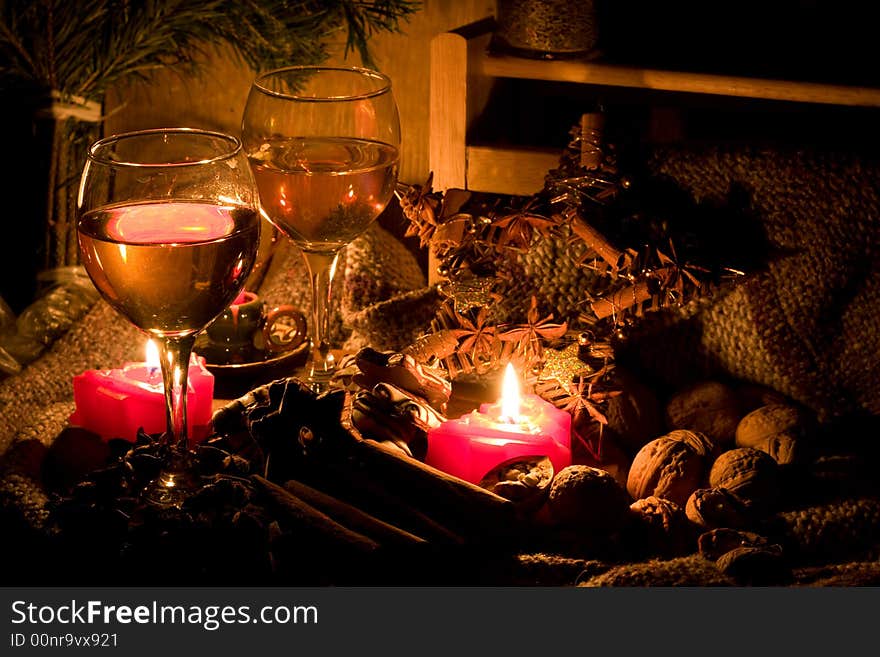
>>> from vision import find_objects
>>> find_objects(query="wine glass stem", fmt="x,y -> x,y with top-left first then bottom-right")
302,250 -> 341,389
157,334 -> 196,454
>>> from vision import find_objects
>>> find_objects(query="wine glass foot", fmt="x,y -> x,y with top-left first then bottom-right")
304,370 -> 335,394
141,465 -> 199,509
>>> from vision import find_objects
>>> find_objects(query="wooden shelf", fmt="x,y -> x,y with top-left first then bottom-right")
428,18 -> 880,200
479,54 -> 880,109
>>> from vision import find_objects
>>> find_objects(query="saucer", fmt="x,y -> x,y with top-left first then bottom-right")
205,341 -> 310,399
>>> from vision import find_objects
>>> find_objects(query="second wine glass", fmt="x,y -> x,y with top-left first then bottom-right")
241,66 -> 401,392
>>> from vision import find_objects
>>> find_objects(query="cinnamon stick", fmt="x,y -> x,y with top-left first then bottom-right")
591,281 -> 654,319
591,267 -> 678,320
251,474 -> 380,555
306,461 -> 467,546
579,112 -> 605,170
283,477 -> 428,547
347,438 -> 519,541
568,214 -> 623,270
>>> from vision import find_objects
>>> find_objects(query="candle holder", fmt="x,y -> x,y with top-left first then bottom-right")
425,364 -> 572,485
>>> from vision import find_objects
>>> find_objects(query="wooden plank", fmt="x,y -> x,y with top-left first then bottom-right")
465,145 -> 559,196
479,54 -> 880,108
429,32 -> 468,192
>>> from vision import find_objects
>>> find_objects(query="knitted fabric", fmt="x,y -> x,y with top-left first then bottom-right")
0,301 -> 139,454
774,497 -> 880,563
254,221 -> 432,351
623,144 -> 880,421
497,143 -> 880,422
577,554 -> 734,587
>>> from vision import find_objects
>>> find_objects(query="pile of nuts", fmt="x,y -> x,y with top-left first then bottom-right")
532,377 -> 819,583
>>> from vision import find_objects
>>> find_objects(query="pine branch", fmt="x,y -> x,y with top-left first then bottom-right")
0,0 -> 420,100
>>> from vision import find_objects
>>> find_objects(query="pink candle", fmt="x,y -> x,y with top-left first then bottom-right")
69,340 -> 215,446
425,364 -> 572,484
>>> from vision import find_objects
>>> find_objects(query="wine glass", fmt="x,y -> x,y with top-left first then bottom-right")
76,128 -> 261,507
241,66 -> 401,392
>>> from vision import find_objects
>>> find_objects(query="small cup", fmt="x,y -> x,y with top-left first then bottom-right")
199,291 -> 307,364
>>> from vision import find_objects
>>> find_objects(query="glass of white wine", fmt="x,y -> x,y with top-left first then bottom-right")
76,128 -> 262,507
241,66 -> 401,392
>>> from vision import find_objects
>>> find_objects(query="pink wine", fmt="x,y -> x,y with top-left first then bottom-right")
78,200 -> 260,337
248,137 -> 399,252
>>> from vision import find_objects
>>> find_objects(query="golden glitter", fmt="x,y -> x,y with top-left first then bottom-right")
538,341 -> 592,385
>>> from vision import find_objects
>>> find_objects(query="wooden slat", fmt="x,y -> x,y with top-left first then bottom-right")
479,54 -> 880,108
429,32 -> 468,191
465,145 -> 559,196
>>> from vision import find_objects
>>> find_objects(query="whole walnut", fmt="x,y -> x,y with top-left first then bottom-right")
709,447 -> 779,510
604,367 -> 663,456
546,465 -> 631,533
629,495 -> 693,556
626,430 -> 714,507
754,433 -> 802,467
735,403 -> 813,449
664,380 -> 742,448
685,487 -> 753,530
715,545 -> 790,586
698,527 -> 773,561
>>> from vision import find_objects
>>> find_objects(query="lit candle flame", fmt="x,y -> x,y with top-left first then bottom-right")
500,363 -> 521,423
146,339 -> 161,383
145,339 -> 161,369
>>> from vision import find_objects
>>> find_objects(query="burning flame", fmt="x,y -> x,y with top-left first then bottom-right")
500,363 -> 521,423
145,339 -> 161,369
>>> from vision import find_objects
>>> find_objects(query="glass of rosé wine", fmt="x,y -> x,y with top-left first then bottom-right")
76,128 -> 261,507
241,66 -> 400,392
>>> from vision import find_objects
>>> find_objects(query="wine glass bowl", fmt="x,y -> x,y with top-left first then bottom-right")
241,66 -> 401,391
77,128 -> 261,507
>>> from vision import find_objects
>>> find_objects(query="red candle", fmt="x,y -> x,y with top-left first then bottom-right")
425,363 -> 572,484
69,340 -> 215,446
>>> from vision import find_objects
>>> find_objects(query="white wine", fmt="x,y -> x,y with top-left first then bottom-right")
78,200 -> 260,337
249,136 -> 399,252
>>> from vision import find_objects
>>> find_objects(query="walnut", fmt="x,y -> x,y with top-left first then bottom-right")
754,433 -> 802,467
629,495 -> 693,557
685,487 -> 753,530
604,367 -> 663,456
697,527 -> 772,561
626,430 -> 714,507
41,427 -> 111,492
479,455 -> 553,513
0,439 -> 48,480
664,380 -> 742,449
708,447 -> 779,510
546,465 -> 631,533
735,403 -> 813,449
715,545 -> 789,585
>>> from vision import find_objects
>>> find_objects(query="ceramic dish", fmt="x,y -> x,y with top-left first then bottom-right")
206,341 -> 310,399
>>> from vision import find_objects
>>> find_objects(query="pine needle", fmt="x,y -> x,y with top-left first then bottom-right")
0,0 -> 419,101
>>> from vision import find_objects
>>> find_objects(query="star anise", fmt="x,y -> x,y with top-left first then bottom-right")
398,172 -> 442,248
654,239 -> 712,305
490,199 -> 558,250
453,306 -> 500,361
498,296 -> 568,363
536,371 -> 620,459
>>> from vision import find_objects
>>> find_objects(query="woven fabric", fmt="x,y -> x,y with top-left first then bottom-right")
256,221 -> 431,351
639,144 -> 880,422
501,144 -> 880,422
0,302 -> 139,454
